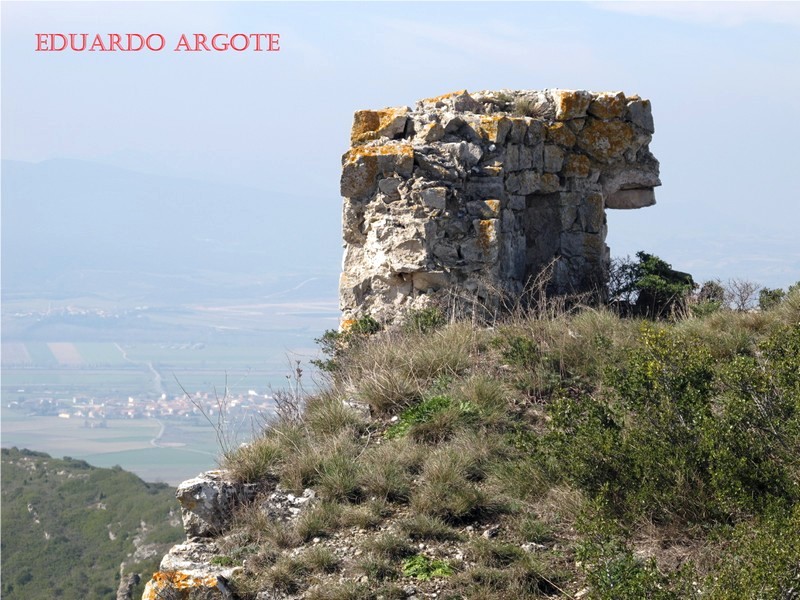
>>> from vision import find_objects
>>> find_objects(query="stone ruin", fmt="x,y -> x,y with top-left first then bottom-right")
339,89 -> 660,324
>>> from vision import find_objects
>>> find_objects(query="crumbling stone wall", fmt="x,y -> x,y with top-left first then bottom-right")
340,89 -> 659,323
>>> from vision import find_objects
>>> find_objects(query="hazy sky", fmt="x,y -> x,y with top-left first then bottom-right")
2,1 -> 799,288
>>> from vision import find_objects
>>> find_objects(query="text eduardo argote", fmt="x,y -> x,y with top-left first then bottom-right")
35,33 -> 281,52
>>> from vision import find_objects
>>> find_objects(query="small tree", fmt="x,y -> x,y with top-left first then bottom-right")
608,252 -> 695,318
726,279 -> 760,312
758,287 -> 785,311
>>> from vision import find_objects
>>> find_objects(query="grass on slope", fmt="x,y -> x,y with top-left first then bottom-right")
214,289 -> 800,599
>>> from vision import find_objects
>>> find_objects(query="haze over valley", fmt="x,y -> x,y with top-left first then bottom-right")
1,158 -> 340,484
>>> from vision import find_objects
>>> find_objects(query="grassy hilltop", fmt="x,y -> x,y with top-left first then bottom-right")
1,448 -> 184,600
210,264 -> 800,599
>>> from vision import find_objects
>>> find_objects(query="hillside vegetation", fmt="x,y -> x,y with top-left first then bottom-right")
196,266 -> 800,598
1,448 -> 184,600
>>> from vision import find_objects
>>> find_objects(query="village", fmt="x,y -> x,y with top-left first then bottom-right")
6,388 -> 276,426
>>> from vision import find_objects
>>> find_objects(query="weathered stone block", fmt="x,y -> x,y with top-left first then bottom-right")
473,115 -> 512,144
505,171 -> 541,195
416,120 -> 445,142
552,89 -> 593,121
540,173 -> 562,193
176,471 -> 258,539
507,117 -> 531,144
588,92 -> 626,119
417,186 -> 448,210
378,177 -> 402,201
546,122 -> 577,147
341,144 -> 414,198
605,188 -> 656,209
466,199 -> 501,218
626,97 -> 655,133
351,107 -> 410,144
562,154 -> 592,178
577,119 -> 634,163
543,145 -> 565,172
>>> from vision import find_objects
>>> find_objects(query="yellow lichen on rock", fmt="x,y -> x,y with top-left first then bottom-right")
540,173 -> 562,193
563,154 -> 592,178
341,143 -> 414,198
351,107 -> 409,145
473,115 -> 512,144
588,92 -> 626,119
577,119 -> 634,162
477,219 -> 499,250
420,89 -> 469,104
552,90 -> 593,121
547,122 -> 577,147
483,199 -> 501,215
142,571 -> 222,600
344,143 -> 414,163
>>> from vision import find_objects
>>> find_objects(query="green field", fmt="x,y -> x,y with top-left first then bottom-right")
74,342 -> 125,365
21,343 -> 56,365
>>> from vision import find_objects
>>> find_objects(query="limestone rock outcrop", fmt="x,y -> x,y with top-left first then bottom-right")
141,471 -> 318,600
141,471 -> 259,599
340,89 -> 659,323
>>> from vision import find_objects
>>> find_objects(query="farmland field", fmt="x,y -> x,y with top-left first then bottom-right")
47,342 -> 83,365
1,288 -> 337,483
22,342 -> 56,365
1,342 -> 31,364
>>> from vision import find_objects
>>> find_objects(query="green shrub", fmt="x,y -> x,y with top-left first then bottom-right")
401,554 -> 454,580
705,504 -> 800,598
496,334 -> 540,367
551,321 -> 800,524
402,306 -> 446,334
385,395 -> 452,439
703,324 -> 800,514
312,316 -> 381,373
550,324 -> 716,521
609,252 -> 695,318
759,287 -> 786,311
576,517 -> 694,599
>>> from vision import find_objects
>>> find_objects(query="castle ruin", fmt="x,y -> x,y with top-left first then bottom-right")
339,89 -> 659,323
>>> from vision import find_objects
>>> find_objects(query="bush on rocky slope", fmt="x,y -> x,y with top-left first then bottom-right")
195,285 -> 800,599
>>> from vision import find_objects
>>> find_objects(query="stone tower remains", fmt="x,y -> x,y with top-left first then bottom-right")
339,89 -> 659,324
